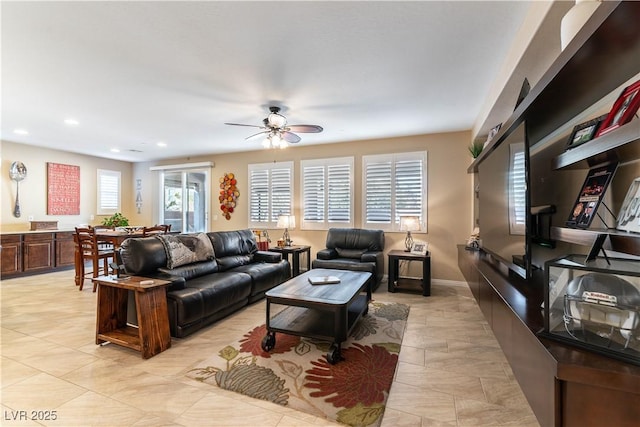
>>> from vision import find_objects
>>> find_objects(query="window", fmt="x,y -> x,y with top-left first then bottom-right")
362,152 -> 426,231
248,161 -> 293,228
97,169 -> 121,215
150,162 -> 212,233
301,157 -> 354,229
509,142 -> 526,235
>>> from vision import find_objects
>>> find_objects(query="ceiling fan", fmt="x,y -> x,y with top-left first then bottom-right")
225,106 -> 323,148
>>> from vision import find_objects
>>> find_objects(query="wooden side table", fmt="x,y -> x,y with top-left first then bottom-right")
92,275 -> 171,359
387,249 -> 431,296
269,245 -> 311,276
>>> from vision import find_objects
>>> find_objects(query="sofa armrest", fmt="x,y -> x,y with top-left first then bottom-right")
361,251 -> 382,263
317,248 -> 338,260
152,271 -> 187,291
254,250 -> 283,263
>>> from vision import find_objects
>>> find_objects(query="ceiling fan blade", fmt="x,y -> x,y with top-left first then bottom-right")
282,131 -> 301,143
224,122 -> 264,128
245,130 -> 269,140
287,124 -> 323,133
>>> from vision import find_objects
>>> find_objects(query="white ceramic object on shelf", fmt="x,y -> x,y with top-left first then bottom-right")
561,0 -> 601,51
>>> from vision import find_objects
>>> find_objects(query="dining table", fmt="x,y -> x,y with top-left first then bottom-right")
95,228 -> 145,260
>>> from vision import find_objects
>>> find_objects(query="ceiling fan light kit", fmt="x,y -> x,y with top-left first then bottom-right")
263,132 -> 288,149
225,106 -> 323,149
266,109 -> 287,128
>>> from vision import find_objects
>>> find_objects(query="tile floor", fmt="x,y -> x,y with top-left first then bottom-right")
1,270 -> 539,426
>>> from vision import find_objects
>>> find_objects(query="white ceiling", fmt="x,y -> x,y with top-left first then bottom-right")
1,1 -> 532,162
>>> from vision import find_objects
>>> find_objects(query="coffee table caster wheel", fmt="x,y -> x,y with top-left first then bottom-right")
326,343 -> 342,364
261,333 -> 276,352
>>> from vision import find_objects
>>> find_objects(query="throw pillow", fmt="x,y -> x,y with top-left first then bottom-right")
158,233 -> 215,269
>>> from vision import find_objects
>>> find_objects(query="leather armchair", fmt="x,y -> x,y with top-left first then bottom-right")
312,228 -> 385,290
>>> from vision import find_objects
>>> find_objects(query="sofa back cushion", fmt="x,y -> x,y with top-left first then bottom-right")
158,233 -> 216,269
207,229 -> 257,271
326,228 -> 385,252
120,236 -> 168,275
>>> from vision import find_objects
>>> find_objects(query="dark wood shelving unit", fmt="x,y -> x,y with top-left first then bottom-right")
462,2 -> 640,426
551,226 -> 640,257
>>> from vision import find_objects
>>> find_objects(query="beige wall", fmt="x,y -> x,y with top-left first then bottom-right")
134,131 -> 473,281
1,140 -> 133,231
2,131 -> 472,281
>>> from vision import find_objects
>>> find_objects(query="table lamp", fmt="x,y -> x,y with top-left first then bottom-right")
277,215 -> 296,247
400,216 -> 420,252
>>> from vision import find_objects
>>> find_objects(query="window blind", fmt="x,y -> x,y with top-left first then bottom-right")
363,152 -> 426,230
97,169 -> 121,214
509,143 -> 526,235
248,162 -> 293,227
301,157 -> 353,229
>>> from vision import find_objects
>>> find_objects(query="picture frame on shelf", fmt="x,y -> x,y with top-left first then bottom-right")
616,177 -> 640,234
514,77 -> 530,111
484,123 -> 502,148
411,241 -> 428,255
596,79 -> 640,137
565,114 -> 607,150
566,163 -> 618,228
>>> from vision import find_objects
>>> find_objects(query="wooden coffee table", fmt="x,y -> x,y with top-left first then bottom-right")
92,275 -> 171,359
262,268 -> 372,364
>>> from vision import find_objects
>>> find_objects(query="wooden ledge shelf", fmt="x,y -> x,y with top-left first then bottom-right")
553,120 -> 640,170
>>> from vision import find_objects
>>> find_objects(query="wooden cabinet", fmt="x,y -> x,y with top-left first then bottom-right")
1,234 -> 22,276
55,232 -> 76,267
1,231 -> 76,278
459,247 -> 640,427
24,233 -> 54,272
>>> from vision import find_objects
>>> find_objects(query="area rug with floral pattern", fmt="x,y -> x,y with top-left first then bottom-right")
186,301 -> 409,427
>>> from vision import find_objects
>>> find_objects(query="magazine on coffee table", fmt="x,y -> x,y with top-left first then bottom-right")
308,275 -> 341,285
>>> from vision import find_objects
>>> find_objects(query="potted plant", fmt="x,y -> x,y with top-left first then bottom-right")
101,212 -> 129,227
468,141 -> 484,159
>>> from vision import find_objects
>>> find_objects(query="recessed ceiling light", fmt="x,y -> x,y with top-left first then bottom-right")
110,148 -> 120,153
64,118 -> 79,126
13,129 -> 29,135
157,141 -> 167,147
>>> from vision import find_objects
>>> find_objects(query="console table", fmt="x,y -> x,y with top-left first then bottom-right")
92,275 -> 171,359
269,245 -> 311,277
387,249 -> 431,296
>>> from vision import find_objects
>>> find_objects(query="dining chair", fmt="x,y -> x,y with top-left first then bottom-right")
91,225 -> 116,251
142,224 -> 171,236
74,227 -> 113,291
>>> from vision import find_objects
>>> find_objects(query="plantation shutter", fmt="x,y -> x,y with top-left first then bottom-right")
249,169 -> 269,223
97,169 -> 121,215
395,158 -> 423,221
270,166 -> 292,222
363,152 -> 427,230
248,161 -> 293,228
364,159 -> 392,224
303,165 -> 325,223
509,143 -> 526,235
327,163 -> 351,223
301,157 -> 353,229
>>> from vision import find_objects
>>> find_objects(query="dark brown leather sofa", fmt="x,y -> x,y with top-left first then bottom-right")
119,229 -> 290,338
